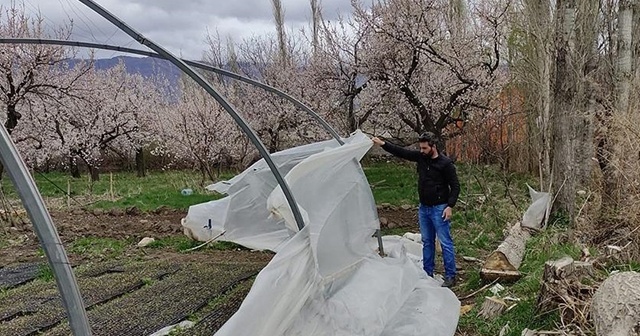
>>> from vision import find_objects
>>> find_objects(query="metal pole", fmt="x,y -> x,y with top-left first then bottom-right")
76,0 -> 307,231
0,38 -> 343,145
0,126 -> 92,335
375,229 -> 385,257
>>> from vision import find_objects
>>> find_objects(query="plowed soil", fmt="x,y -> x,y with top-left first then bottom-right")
0,206 -> 428,335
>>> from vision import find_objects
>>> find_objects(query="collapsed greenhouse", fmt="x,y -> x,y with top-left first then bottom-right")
183,130 -> 461,336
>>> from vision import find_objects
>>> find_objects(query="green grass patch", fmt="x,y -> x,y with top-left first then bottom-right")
68,237 -> 131,258
1,170 -> 230,212
37,264 -> 55,282
364,161 -> 419,206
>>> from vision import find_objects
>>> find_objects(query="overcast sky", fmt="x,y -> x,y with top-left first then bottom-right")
4,0 -> 354,59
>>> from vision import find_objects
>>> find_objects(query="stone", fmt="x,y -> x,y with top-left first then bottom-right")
137,237 -> 155,247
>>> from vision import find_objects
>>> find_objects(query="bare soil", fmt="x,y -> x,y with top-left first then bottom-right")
0,206 -> 471,335
0,208 -> 188,266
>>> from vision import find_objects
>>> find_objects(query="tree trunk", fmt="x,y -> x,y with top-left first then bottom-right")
591,271 -> 640,336
551,0 -> 578,222
536,257 -> 575,314
5,104 -> 22,135
310,0 -> 321,55
69,157 -> 81,179
536,256 -> 596,328
135,147 -> 146,177
89,165 -> 100,182
271,0 -> 288,65
601,0 -> 635,214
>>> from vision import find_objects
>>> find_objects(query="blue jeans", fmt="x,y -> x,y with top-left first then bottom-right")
419,203 -> 456,279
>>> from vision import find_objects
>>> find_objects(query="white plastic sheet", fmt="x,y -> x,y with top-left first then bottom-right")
182,136 -> 344,251
521,184 -> 550,229
184,130 -> 460,335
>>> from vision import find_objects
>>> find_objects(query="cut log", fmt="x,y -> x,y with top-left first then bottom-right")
591,271 -> 640,336
481,222 -> 530,281
478,296 -> 507,319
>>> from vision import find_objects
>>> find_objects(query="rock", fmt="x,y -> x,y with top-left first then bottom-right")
379,217 -> 389,226
387,221 -> 397,229
400,204 -> 413,211
92,208 -> 105,216
137,237 -> 155,247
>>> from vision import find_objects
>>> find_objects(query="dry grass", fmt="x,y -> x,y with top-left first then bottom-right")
572,94 -> 640,265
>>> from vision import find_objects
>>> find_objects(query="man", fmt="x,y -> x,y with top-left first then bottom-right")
372,132 -> 460,287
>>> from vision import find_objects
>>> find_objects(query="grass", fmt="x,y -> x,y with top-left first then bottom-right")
68,237 -> 131,258
37,264 -> 55,282
364,161 -> 419,206
0,170 -> 228,212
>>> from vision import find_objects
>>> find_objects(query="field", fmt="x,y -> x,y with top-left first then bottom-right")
0,161 -> 602,335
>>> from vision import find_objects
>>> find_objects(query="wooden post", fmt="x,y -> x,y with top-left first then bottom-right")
109,172 -> 114,201
67,179 -> 71,208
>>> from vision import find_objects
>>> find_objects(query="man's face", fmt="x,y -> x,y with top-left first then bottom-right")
419,141 -> 432,156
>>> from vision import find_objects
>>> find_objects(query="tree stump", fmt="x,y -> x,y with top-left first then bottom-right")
536,256 -> 595,329
481,222 -> 531,281
591,271 -> 640,336
536,257 -> 575,314
478,296 -> 507,319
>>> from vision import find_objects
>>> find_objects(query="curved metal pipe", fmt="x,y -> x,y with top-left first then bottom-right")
76,0 -> 307,232
0,130 -> 92,334
0,38 -> 344,145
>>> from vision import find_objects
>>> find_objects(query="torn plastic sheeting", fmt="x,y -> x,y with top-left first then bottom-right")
267,131 -> 376,277
181,135 -> 347,252
214,130 -> 460,336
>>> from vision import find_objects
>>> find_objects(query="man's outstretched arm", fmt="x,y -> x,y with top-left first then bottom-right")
372,137 -> 421,162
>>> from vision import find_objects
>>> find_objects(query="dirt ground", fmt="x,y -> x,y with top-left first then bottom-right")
0,206 -> 420,266
0,207 -> 200,265
0,206 -> 472,335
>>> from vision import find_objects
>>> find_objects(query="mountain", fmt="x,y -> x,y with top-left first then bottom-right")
93,56 -> 182,86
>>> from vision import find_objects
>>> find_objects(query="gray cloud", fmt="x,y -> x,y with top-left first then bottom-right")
3,0 -> 353,59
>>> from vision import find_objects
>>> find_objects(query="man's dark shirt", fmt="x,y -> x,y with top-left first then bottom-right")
381,142 -> 460,208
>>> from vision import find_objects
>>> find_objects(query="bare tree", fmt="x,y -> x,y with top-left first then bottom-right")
310,0 -> 321,54
599,0 -> 635,212
550,0 -> 599,223
511,0 -> 554,185
271,0 -> 288,65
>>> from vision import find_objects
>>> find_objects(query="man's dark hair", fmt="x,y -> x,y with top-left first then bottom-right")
418,132 -> 437,146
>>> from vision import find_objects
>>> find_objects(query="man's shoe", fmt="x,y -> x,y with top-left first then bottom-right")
441,277 -> 456,288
